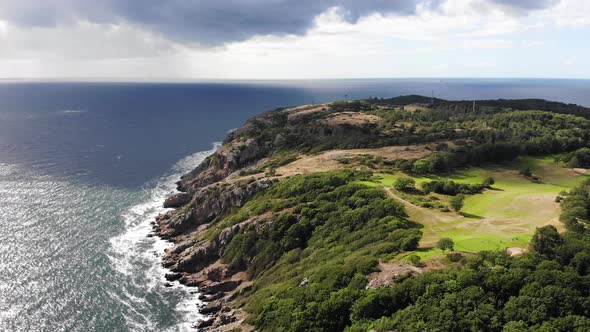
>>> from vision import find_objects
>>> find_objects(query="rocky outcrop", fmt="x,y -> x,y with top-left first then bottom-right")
177,138 -> 270,192
163,192 -> 192,208
160,212 -> 273,274
157,178 -> 276,237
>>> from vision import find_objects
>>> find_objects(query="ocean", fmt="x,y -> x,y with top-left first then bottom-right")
1,78 -> 589,331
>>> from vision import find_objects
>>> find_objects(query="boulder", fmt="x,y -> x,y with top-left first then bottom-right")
163,193 -> 192,208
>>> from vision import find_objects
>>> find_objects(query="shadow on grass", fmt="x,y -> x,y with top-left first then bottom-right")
488,186 -> 504,191
461,212 -> 484,219
415,247 -> 435,252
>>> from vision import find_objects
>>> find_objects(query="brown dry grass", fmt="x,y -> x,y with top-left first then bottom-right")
276,144 -> 436,176
321,112 -> 383,126
285,104 -> 330,121
404,104 -> 432,112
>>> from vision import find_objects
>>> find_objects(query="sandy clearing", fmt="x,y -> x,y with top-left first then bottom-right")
276,144 -> 436,176
506,247 -> 527,256
322,112 -> 383,126
286,104 -> 330,121
403,104 -> 432,112
367,259 -> 446,289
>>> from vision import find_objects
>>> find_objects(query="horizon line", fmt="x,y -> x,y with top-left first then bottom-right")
1,76 -> 590,84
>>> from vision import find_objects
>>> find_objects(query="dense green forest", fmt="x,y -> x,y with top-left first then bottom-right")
223,175 -> 590,332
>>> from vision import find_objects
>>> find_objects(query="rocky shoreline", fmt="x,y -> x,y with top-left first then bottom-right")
152,135 -> 275,330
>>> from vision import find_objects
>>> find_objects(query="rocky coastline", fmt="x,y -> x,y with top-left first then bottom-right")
153,133 -> 276,330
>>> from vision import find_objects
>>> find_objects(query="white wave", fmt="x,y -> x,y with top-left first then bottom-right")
108,142 -> 220,331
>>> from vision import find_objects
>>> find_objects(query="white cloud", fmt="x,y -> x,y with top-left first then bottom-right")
550,0 -> 590,27
522,40 -> 545,47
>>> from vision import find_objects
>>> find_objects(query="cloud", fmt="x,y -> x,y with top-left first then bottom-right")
489,0 -> 559,11
0,0 -> 445,46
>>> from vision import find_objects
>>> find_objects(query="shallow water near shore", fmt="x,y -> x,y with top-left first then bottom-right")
1,79 -> 590,331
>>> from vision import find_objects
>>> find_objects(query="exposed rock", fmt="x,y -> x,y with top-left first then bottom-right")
163,192 -> 192,208
299,277 -> 309,287
177,138 -> 270,192
203,265 -> 231,282
204,291 -> 225,302
170,241 -> 217,272
200,280 -> 241,295
157,178 -> 276,237
196,317 -> 215,329
200,301 -> 223,315
215,312 -> 237,326
164,272 -> 182,282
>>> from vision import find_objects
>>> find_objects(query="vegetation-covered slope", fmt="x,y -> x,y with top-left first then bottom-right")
156,96 -> 590,331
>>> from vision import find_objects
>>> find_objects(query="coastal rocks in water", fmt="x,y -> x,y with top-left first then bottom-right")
196,317 -> 215,329
164,272 -> 182,282
163,192 -> 192,208
200,301 -> 223,315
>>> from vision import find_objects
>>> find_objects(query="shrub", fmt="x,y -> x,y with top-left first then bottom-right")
437,237 -> 455,252
450,194 -> 465,212
408,255 -> 422,266
394,177 -> 416,192
447,252 -> 464,262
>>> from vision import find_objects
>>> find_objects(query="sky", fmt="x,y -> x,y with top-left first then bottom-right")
0,0 -> 588,80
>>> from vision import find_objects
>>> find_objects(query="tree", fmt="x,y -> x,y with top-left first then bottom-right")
394,177 -> 416,192
572,251 -> 590,275
437,237 -> 454,252
450,194 -> 465,212
530,225 -> 563,258
482,177 -> 495,188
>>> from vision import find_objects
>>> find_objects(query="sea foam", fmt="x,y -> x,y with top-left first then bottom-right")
108,143 -> 220,331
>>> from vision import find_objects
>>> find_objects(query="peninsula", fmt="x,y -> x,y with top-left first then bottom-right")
155,96 -> 590,331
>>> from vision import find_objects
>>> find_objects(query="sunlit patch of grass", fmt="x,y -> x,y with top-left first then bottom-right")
374,156 -> 590,260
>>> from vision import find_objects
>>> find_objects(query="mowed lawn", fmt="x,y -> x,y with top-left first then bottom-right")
371,156 -> 590,259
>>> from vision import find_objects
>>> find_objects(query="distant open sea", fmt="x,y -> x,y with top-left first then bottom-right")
1,78 -> 589,331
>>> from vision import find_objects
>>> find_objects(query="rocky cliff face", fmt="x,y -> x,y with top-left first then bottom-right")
155,152 -> 277,330
157,178 -> 276,238
177,138 -> 270,193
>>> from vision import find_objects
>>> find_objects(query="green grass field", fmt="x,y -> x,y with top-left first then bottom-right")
372,156 -> 590,260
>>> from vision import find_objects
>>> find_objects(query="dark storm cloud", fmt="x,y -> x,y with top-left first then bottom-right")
0,0 -> 560,45
0,0 -> 442,45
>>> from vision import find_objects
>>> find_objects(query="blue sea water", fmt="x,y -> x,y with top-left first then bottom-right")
0,78 -> 589,331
